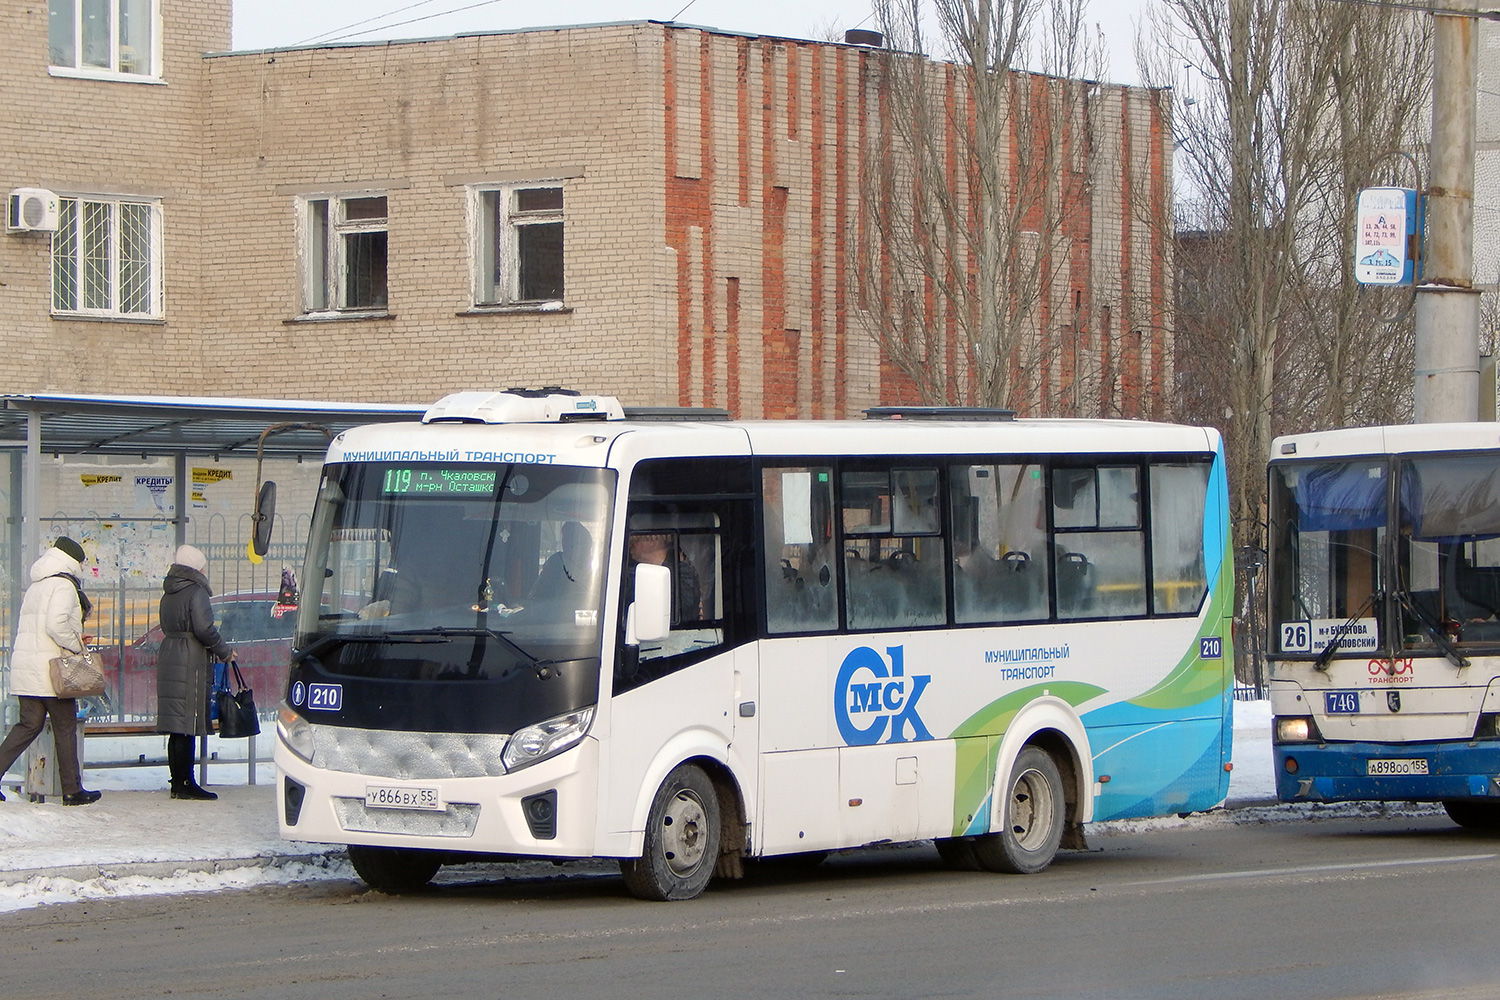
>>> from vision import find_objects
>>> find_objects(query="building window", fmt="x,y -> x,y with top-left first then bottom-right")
51,196 -> 162,319
302,195 -> 388,314
475,185 -> 564,305
49,0 -> 157,77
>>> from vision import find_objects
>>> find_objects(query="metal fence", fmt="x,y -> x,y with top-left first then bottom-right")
1233,683 -> 1267,702
39,510 -> 310,724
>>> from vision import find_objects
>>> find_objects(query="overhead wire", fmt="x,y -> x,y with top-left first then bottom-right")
293,0 -> 449,46
299,0 -> 512,47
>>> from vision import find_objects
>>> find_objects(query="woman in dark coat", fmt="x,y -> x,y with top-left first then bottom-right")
156,544 -> 234,801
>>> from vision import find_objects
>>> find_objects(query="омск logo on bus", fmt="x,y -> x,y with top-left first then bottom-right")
835,645 -> 933,746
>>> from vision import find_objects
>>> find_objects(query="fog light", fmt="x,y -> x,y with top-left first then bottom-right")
1284,756 -> 1299,774
522,790 -> 557,840
284,777 -> 306,826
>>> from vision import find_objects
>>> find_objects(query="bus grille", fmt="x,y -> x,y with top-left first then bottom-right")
311,725 -> 510,779
332,798 -> 481,838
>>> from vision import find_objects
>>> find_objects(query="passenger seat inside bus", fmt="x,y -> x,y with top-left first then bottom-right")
1055,549 -> 1092,617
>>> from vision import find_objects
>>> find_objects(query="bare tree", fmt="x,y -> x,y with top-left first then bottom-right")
1144,0 -> 1428,549
856,0 -> 1108,412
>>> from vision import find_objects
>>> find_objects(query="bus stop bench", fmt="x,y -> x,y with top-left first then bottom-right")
82,721 -> 263,782
83,721 -> 159,738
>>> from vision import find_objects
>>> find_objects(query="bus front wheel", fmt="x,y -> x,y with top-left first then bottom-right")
971,746 -> 1066,875
620,763 -> 721,901
346,845 -> 442,894
1443,799 -> 1500,830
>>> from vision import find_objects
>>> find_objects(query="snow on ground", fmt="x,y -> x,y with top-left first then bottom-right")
0,702 -> 1434,913
1228,697 -> 1274,801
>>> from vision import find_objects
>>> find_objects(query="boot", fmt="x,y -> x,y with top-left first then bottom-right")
166,734 -> 216,800
171,782 -> 217,801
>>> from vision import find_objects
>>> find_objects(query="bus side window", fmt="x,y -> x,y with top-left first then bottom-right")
1150,462 -> 1211,614
1051,465 -> 1147,620
622,514 -> 726,679
950,463 -> 1049,624
841,466 -> 945,630
763,467 -> 838,633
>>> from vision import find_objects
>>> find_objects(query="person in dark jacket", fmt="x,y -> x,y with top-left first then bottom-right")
156,544 -> 234,801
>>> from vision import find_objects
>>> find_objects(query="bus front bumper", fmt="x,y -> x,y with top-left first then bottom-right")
1275,740 -> 1500,803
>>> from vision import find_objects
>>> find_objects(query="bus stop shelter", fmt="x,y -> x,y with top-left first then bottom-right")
0,393 -> 428,720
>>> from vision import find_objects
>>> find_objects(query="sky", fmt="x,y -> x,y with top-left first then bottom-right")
230,0 -> 1153,86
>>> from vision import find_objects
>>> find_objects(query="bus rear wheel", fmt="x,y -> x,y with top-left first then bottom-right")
347,845 -> 442,894
620,763 -> 721,901
1443,799 -> 1500,830
971,746 -> 1066,875
935,837 -> 981,871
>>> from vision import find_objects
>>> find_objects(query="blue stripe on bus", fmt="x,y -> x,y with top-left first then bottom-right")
1203,446 -> 1228,600
1275,740 -> 1500,802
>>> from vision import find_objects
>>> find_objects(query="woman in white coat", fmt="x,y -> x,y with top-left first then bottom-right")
0,537 -> 101,805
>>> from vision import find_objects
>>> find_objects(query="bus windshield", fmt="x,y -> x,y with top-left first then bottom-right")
1268,459 -> 1387,658
1397,454 -> 1500,649
1270,453 -> 1500,658
297,462 -> 615,664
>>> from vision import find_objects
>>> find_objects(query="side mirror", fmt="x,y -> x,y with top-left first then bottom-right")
251,481 -> 278,557
626,563 -> 672,644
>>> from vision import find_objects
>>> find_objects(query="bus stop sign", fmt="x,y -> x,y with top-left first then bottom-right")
1355,187 -> 1419,286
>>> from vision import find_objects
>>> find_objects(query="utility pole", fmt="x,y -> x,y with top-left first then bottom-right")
1414,0 -> 1481,423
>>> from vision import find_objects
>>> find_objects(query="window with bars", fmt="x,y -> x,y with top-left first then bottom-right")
51,197 -> 162,319
48,0 -> 157,77
301,195 -> 389,314
474,185 -> 564,306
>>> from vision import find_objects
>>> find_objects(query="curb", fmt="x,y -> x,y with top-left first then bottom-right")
1221,797 -> 1282,810
0,798 -> 1296,887
0,851 -> 344,887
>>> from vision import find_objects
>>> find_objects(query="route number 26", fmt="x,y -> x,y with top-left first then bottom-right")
1281,622 -> 1310,653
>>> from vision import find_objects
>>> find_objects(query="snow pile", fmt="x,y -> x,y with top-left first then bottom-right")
0,701 -> 1432,912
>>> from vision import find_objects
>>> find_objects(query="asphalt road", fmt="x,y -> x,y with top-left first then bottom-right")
5,809 -> 1500,1000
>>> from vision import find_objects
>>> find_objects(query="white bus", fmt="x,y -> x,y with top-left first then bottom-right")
1267,424 -> 1500,826
273,389 -> 1234,900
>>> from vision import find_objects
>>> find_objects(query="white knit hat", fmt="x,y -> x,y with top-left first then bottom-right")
174,544 -> 208,573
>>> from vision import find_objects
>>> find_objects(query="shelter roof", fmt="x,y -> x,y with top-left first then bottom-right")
0,393 -> 427,459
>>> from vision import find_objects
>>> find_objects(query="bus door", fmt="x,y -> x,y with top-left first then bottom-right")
603,456 -> 755,844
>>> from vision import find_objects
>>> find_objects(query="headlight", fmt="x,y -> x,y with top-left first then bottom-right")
277,702 -> 315,762
503,706 -> 595,772
1275,716 -> 1317,743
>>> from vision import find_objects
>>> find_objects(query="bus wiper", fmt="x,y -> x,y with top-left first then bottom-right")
387,627 -> 538,664
291,631 -> 438,665
1313,592 -> 1379,672
1393,587 -> 1470,669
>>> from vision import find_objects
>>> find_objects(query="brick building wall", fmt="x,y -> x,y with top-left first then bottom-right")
0,5 -> 1172,419
200,23 -> 672,404
0,0 -> 229,394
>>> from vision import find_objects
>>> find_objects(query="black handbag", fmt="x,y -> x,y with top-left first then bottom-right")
216,663 -> 261,738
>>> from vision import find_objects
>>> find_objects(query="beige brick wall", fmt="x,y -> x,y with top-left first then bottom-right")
196,24 -> 673,405
0,0 -> 229,394
0,9 -> 1172,419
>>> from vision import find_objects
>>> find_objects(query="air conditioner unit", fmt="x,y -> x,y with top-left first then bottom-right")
7,189 -> 60,233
